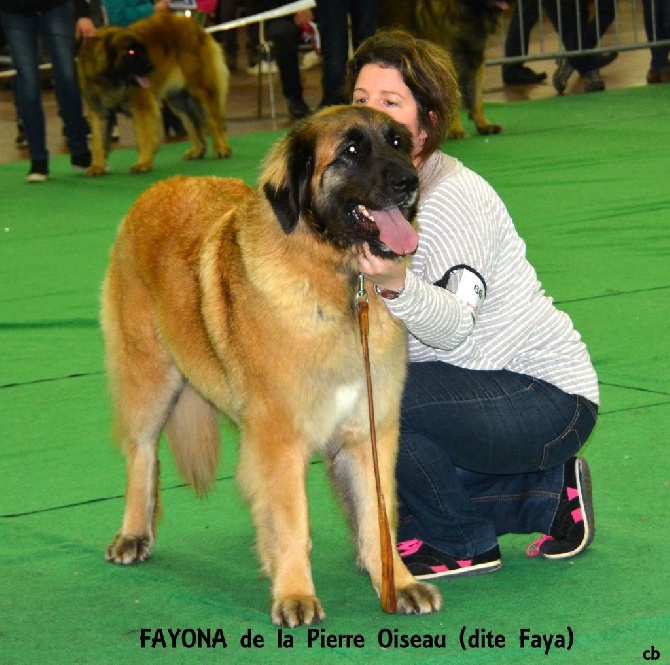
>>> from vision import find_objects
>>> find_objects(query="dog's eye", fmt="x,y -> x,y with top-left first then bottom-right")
346,144 -> 358,156
387,133 -> 405,151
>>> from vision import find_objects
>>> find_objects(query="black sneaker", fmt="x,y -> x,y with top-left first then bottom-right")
71,150 -> 92,171
398,539 -> 502,580
502,64 -> 547,86
527,457 -> 595,560
26,159 -> 49,183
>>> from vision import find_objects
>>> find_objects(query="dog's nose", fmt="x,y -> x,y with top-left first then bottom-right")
390,171 -> 419,195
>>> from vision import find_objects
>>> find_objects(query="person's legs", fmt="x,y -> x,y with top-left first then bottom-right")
315,0 -> 351,106
643,0 -> 670,75
397,429 -> 502,559
580,0 -> 616,45
264,17 -> 308,116
1,11 -> 49,163
662,0 -> 670,59
215,0 -> 239,69
397,362 -> 598,561
502,0 -> 546,84
504,0 -> 538,58
348,0 -> 378,49
545,0 -> 610,92
565,0 -> 616,75
39,3 -> 90,160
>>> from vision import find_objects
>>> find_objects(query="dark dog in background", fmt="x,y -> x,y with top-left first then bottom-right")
77,12 -> 231,175
380,0 -> 506,138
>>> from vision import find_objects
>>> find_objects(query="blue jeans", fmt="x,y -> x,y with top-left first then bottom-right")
397,362 -> 598,559
1,3 -> 89,162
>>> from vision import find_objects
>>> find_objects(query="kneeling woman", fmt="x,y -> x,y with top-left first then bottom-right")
348,30 -> 599,578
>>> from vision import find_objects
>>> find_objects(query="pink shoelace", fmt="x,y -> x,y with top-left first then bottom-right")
526,534 -> 555,557
397,538 -> 423,557
398,538 -> 473,570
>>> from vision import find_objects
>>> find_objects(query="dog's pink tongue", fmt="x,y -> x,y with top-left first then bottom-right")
370,208 -> 418,255
135,76 -> 150,89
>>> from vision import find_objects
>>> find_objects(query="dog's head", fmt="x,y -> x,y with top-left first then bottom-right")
261,106 -> 419,258
102,30 -> 155,88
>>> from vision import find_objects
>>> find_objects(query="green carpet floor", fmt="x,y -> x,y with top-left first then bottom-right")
1,85 -> 669,664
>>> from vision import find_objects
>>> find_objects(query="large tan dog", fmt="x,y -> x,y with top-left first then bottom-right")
381,0 -> 505,138
101,106 -> 442,626
77,12 -> 231,175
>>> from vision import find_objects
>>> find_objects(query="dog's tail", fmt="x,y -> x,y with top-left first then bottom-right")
165,384 -> 220,495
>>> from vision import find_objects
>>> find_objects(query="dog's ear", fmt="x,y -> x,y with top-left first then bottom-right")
263,125 -> 315,234
263,181 -> 299,234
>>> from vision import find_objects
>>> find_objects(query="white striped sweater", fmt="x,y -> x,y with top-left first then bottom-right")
383,151 -> 600,405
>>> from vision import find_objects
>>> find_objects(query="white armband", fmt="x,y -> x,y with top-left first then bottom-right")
437,265 -> 486,319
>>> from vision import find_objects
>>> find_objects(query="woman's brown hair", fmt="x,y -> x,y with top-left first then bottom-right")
346,29 -> 461,161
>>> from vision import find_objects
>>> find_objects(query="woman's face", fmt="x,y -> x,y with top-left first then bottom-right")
352,63 -> 428,166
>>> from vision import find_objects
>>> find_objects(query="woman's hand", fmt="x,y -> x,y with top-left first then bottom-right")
294,10 -> 314,26
75,18 -> 96,41
357,243 -> 407,292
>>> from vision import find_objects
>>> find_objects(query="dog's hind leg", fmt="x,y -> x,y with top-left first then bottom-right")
328,429 -> 442,616
183,43 -> 232,159
176,82 -> 232,160
237,417 -> 324,627
192,82 -> 232,159
101,264 -> 183,565
165,90 -> 208,161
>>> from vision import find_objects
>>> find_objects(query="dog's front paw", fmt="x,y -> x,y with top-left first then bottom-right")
214,145 -> 232,159
86,163 -> 107,177
105,533 -> 151,564
396,582 -> 442,615
271,595 -> 325,627
182,147 -> 207,161
476,123 -> 503,135
447,127 -> 468,140
129,162 -> 153,173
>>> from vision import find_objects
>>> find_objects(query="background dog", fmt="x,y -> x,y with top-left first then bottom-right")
101,106 -> 442,626
381,0 -> 506,138
77,12 -> 231,175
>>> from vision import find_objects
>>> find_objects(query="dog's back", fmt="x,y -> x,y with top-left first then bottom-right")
130,13 -> 228,100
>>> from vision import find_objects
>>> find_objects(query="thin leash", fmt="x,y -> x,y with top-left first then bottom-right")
356,274 -> 397,614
